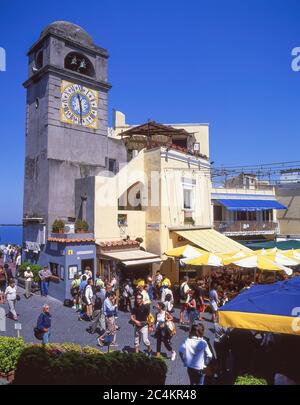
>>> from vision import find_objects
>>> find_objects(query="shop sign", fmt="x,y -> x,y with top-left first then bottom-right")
147,223 -> 160,231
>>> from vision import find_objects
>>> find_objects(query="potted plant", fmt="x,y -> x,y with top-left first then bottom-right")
52,219 -> 65,234
75,219 -> 89,233
17,262 -> 42,291
184,217 -> 195,226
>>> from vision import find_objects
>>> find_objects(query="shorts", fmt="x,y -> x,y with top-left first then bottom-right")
181,303 -> 189,311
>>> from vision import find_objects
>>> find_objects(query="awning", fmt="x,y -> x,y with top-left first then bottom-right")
174,229 -> 251,254
215,199 -> 287,211
122,258 -> 162,267
100,249 -> 161,266
25,241 -> 41,252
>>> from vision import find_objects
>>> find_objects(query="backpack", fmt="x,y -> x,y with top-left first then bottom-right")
165,293 -> 172,302
128,286 -> 134,297
94,294 -> 102,311
81,285 -> 88,305
64,299 -> 73,308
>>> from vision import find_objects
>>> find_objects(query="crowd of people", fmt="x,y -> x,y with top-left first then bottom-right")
58,269 -> 234,384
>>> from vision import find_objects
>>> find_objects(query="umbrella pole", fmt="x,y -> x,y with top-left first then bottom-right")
253,267 -> 257,284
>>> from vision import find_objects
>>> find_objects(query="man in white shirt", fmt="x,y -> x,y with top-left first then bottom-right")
5,279 -> 18,320
15,253 -> 21,276
179,276 -> 190,324
24,266 -> 33,299
84,278 -> 94,321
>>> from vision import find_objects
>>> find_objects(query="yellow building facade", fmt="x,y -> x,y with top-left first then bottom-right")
78,112 -> 249,283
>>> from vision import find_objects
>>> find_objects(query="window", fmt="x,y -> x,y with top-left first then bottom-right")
35,50 -> 43,69
183,189 -> 192,209
64,52 -> 95,77
49,263 -> 59,277
118,214 -> 128,226
214,205 -> 223,221
263,210 -> 273,221
109,159 -> 117,174
105,157 -> 118,174
60,266 -> 65,281
68,265 -> 78,280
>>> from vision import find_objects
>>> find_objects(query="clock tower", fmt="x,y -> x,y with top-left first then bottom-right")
23,21 -> 125,247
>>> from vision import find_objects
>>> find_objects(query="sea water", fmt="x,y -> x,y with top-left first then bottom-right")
0,226 -> 23,245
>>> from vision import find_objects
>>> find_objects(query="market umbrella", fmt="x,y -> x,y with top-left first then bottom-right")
254,248 -> 283,255
183,252 -> 224,267
219,276 -> 300,335
282,250 -> 300,261
223,254 -> 293,275
164,244 -> 206,258
265,253 -> 300,267
219,251 -> 249,260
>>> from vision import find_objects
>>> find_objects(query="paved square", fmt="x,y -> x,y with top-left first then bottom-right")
0,284 -> 215,385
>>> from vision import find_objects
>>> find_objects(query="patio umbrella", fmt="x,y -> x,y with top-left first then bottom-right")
254,248 -> 283,255
183,252 -> 224,267
219,276 -> 300,335
265,253 -> 300,267
253,248 -> 300,267
282,250 -> 300,261
164,244 -> 206,258
223,254 -> 293,275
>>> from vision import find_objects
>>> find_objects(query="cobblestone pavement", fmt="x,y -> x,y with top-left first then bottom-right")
0,281 -> 215,385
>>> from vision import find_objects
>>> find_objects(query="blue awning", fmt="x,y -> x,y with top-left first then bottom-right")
215,199 -> 287,211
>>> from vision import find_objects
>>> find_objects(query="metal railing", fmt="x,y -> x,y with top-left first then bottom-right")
213,221 -> 279,234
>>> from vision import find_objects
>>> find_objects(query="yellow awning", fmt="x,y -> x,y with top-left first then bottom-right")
174,229 -> 252,254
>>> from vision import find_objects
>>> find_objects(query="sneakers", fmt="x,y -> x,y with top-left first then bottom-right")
97,338 -> 104,347
110,342 -> 119,347
171,351 -> 176,361
72,305 -> 77,310
146,350 -> 153,358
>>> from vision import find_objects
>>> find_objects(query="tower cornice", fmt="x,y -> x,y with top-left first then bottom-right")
23,64 -> 112,92
27,32 -> 109,59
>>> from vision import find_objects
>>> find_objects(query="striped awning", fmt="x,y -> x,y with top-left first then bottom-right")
174,229 -> 251,254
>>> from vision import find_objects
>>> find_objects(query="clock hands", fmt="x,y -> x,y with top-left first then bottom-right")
77,94 -> 83,125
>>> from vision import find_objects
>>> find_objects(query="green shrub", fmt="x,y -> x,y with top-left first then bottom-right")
59,343 -> 82,353
75,219 -> 89,232
0,337 -> 26,374
18,262 -> 42,283
82,346 -> 103,355
234,375 -> 267,385
14,345 -> 167,385
52,219 -> 65,232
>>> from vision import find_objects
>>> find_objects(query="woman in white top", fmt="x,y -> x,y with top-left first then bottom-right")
24,267 -> 33,299
179,322 -> 212,385
154,302 -> 176,361
5,279 -> 18,320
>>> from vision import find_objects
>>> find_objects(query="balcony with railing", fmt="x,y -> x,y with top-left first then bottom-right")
213,221 -> 279,235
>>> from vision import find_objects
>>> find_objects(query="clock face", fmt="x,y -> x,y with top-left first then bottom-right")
60,80 -> 98,129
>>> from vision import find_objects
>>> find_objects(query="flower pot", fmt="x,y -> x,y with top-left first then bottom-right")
58,229 -> 64,234
0,370 -> 15,383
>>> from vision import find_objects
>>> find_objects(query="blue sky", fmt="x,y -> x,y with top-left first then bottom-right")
0,0 -> 300,222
